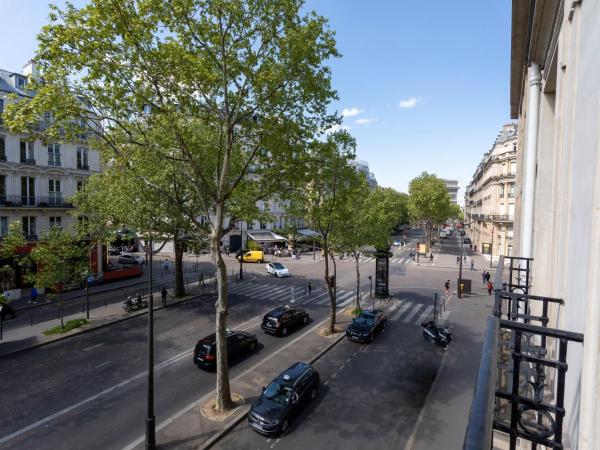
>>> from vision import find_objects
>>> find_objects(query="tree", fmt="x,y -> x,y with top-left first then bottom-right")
27,227 -> 89,328
4,0 -> 339,413
0,221 -> 27,292
300,131 -> 360,333
408,172 -> 452,248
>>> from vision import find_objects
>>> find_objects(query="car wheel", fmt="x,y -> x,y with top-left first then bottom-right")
303,315 -> 309,325
441,341 -> 449,350
281,327 -> 288,336
249,341 -> 256,352
280,419 -> 289,435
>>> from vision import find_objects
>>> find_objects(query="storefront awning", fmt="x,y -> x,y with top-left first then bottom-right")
296,228 -> 322,238
247,230 -> 287,242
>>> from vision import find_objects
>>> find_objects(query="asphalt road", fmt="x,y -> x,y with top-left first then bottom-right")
0,229 -> 437,450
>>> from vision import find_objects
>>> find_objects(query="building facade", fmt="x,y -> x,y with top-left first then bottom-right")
464,123 -> 517,259
350,159 -> 377,188
0,62 -> 101,240
442,179 -> 459,204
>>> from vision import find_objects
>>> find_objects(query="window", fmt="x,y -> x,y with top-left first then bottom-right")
15,76 -> 26,88
44,111 -> 53,123
0,135 -> 5,161
508,183 -> 516,198
77,147 -> 89,170
20,176 -> 35,206
49,179 -> 62,206
499,184 -> 505,197
510,161 -> 516,175
48,143 -> 61,166
49,216 -> 62,229
0,98 -> 3,123
22,216 -> 36,238
0,217 -> 8,236
0,175 -> 5,203
77,180 -> 86,191
20,140 -> 35,164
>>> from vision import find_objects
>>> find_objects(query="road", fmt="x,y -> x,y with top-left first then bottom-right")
0,228 -> 465,450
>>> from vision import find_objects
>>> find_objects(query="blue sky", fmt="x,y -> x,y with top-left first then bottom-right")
0,0 -> 512,200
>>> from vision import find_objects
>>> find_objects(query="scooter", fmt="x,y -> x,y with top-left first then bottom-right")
421,320 -> 452,349
122,295 -> 149,313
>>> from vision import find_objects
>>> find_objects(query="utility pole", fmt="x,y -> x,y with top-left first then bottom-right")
458,232 -> 464,299
145,239 -> 155,449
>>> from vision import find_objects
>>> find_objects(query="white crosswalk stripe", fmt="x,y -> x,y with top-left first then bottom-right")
402,304 -> 424,323
416,305 -> 434,323
302,290 -> 330,305
317,290 -> 353,305
386,301 -> 401,315
391,301 -> 411,321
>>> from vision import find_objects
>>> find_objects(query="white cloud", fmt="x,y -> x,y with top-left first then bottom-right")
325,123 -> 351,134
341,107 -> 363,117
355,117 -> 378,125
398,97 -> 421,108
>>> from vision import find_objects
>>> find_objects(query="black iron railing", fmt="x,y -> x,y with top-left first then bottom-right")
464,255 -> 584,450
0,195 -> 73,208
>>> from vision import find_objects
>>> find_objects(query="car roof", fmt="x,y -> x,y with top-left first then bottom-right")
360,309 -> 383,317
267,306 -> 303,317
197,330 -> 246,346
276,362 -> 313,384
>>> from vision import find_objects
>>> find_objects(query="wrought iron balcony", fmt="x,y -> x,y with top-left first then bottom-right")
470,213 -> 514,222
464,255 -> 584,450
0,195 -> 73,208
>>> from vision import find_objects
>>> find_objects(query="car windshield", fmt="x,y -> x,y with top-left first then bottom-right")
272,263 -> 285,269
355,314 -> 374,327
263,380 -> 293,405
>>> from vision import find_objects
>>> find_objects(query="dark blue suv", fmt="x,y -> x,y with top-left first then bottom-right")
248,362 -> 320,436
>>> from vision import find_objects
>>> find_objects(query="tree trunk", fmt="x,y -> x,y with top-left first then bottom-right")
174,237 -> 185,297
354,253 -> 360,312
213,203 -> 233,412
323,241 -> 336,334
59,295 -> 64,328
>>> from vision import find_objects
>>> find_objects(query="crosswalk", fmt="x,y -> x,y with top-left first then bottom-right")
227,281 -> 435,326
356,256 -> 412,264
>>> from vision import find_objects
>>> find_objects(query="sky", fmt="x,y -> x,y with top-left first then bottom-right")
0,0 -> 513,201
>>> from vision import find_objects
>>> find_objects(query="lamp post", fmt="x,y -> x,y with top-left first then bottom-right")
368,275 -> 373,309
238,223 -> 245,281
458,232 -> 464,298
145,238 -> 155,449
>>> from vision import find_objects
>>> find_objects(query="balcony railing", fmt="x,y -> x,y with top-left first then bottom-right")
464,255 -> 584,450
0,195 -> 73,208
20,158 -> 36,165
470,214 -> 514,222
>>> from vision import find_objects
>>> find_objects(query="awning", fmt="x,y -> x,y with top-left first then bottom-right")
247,230 -> 287,242
296,228 -> 322,238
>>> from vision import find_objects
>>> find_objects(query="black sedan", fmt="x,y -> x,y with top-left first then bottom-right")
346,309 -> 387,343
193,331 -> 258,370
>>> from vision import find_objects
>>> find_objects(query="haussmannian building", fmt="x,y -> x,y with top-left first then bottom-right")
464,123 -> 518,259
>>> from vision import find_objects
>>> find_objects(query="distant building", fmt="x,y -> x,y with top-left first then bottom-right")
0,61 -> 101,240
350,159 -> 377,188
464,123 -> 518,258
442,179 -> 459,204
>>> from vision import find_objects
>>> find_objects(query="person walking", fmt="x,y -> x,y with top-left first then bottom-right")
163,258 -> 169,271
487,281 -> 494,296
469,243 -> 473,252
456,256 -> 460,265
485,271 -> 491,283
470,260 -> 475,271
30,287 -> 38,304
444,280 -> 450,296
429,252 -> 434,262
474,244 -> 477,252
160,287 -> 167,306
482,270 -> 487,285
307,282 -> 312,296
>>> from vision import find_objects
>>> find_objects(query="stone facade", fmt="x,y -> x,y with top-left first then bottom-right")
464,123 -> 517,260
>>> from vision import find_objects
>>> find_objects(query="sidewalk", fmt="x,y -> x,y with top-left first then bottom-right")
404,280 -> 493,450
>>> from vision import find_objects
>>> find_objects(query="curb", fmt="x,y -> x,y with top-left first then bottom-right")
199,319 -> 347,450
0,291 -> 210,359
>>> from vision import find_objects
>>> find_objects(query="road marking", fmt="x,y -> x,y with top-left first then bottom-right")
416,306 -> 434,324
386,302 -> 401,315
185,326 -> 194,331
93,361 -> 110,369
301,291 -> 330,305
324,380 -> 330,386
240,304 -> 250,310
353,352 -> 358,357
83,343 -> 105,352
346,358 -> 352,363
316,290 -> 353,306
391,301 -> 411,321
338,364 -> 345,370
122,314 -> 341,450
402,305 -> 424,323
0,308 -> 273,446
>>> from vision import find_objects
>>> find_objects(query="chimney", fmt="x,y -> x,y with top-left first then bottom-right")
22,60 -> 40,77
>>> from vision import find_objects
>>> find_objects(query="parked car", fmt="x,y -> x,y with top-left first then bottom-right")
346,309 -> 387,343
108,246 -> 121,255
193,330 -> 258,371
237,250 -> 265,263
248,361 -> 320,436
266,262 -> 290,278
393,239 -> 401,246
118,253 -> 145,265
0,302 -> 16,321
262,306 -> 309,336
463,237 -> 472,244
439,231 -> 447,238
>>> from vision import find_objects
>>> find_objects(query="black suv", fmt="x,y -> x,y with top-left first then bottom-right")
193,331 -> 258,370
248,362 -> 320,436
261,306 -> 309,336
346,309 -> 387,343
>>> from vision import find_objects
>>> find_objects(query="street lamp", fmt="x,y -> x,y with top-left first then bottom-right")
238,222 -> 245,281
145,238 -> 156,449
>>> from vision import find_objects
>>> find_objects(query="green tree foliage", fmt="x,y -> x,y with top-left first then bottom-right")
4,0 -> 339,412
27,227 -> 89,328
408,172 -> 452,247
0,221 -> 27,293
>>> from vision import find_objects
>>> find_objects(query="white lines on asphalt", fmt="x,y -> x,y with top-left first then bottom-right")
123,315 -> 339,450
331,372 -> 338,379
359,346 -> 369,353
93,361 -> 110,369
346,358 -> 352,363
416,306 -> 434,323
402,304 -> 424,323
391,302 -> 411,321
240,304 -> 250,310
352,352 -> 358,357
323,380 -> 330,386
386,302 -> 401,315
185,326 -> 194,331
301,290 -> 329,305
338,364 -> 345,370
83,343 -> 105,352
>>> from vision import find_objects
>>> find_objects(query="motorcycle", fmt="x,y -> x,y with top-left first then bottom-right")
122,295 -> 149,313
421,320 -> 452,349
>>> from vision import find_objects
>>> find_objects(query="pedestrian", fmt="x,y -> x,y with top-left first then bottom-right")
486,271 -> 491,283
307,282 -> 312,296
225,246 -> 230,257
429,252 -> 434,262
474,244 -> 477,252
456,256 -> 460,265
160,287 -> 167,306
163,258 -> 169,271
463,255 -> 467,262
482,270 -> 487,285
30,286 -> 38,304
470,260 -> 475,271
444,280 -> 450,296
200,273 -> 205,288
487,281 -> 494,296
469,243 -> 473,252
432,239 -> 436,247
